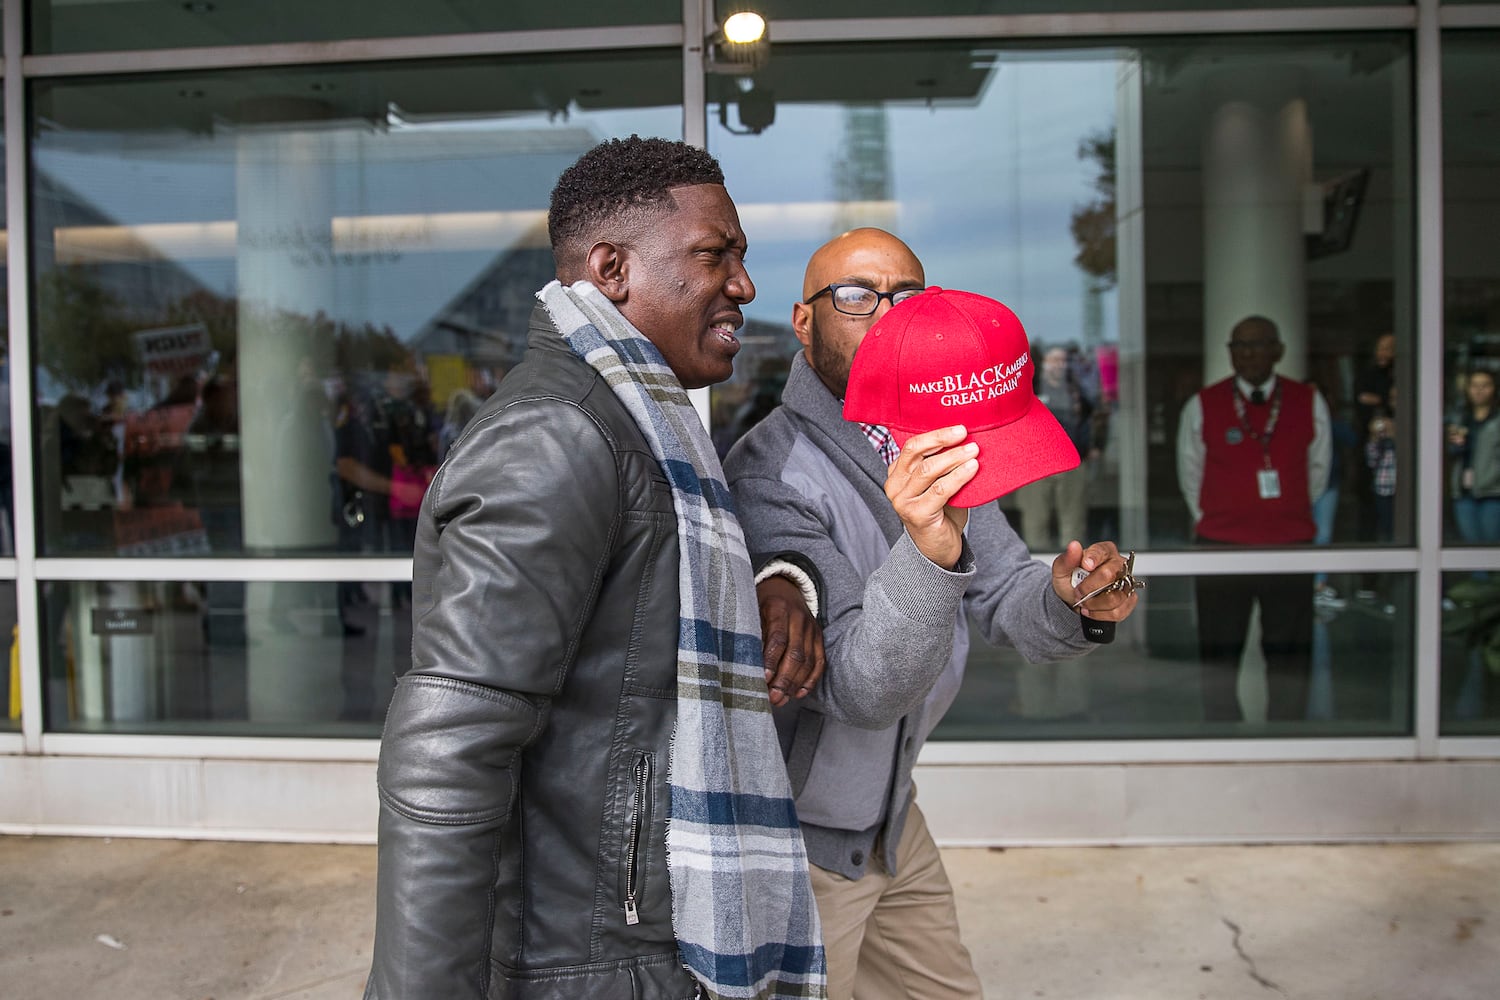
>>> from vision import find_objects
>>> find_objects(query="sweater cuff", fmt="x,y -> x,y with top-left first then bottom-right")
755,559 -> 820,619
878,532 -> 974,629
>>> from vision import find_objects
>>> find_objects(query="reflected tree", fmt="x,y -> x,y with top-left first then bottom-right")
1070,127 -> 1116,291
37,264 -> 406,393
35,266 -> 140,390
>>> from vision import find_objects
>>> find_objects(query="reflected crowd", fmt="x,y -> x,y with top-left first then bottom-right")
34,315 -> 507,733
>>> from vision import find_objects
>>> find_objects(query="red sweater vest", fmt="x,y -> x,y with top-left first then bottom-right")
1196,377 -> 1316,544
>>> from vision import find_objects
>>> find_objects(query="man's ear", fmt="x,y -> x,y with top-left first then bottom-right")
791,301 -> 814,350
585,241 -> 629,303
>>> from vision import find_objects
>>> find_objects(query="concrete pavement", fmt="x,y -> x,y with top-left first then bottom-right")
1,835 -> 1496,998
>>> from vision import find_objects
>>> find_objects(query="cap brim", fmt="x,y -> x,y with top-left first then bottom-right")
890,395 -> 1081,508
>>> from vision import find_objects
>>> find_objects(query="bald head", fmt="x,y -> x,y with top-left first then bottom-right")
794,228 -> 926,399
802,228 -> 924,301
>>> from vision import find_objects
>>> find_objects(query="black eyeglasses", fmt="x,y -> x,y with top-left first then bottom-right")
804,283 -> 924,316
1227,339 -> 1279,353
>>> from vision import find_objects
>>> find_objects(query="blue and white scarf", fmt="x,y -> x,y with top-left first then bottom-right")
540,280 -> 827,1000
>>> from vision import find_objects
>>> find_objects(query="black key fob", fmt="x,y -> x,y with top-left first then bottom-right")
1072,567 -> 1115,644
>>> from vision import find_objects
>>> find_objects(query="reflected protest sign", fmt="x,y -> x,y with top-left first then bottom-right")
134,323 -> 211,379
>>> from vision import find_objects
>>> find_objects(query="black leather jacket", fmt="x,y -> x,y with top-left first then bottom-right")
365,307 -> 698,999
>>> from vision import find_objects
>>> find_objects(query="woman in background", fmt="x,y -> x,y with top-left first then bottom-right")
1448,368 -> 1500,545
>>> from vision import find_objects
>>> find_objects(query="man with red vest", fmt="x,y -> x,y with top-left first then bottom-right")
1177,315 -> 1331,722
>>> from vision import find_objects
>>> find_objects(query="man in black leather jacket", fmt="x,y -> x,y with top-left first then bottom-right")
364,137 -> 826,999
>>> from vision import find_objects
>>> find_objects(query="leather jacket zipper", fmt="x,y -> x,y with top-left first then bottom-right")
624,753 -> 650,925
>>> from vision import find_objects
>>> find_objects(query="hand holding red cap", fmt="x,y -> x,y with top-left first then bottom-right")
843,287 -> 1080,507
882,423 -> 978,569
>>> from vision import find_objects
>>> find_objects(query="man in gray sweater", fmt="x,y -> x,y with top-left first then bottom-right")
723,228 -> 1139,1000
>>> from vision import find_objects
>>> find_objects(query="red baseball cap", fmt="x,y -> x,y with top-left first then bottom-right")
842,287 -> 1080,507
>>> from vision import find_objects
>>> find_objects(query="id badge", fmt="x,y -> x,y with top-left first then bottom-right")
1257,468 -> 1282,499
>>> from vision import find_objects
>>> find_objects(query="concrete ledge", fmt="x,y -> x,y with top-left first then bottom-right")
916,759 -> 1500,844
5,755 -> 1500,844
0,755 -> 378,842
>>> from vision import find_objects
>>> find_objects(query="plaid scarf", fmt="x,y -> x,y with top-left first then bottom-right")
540,280 -> 827,1000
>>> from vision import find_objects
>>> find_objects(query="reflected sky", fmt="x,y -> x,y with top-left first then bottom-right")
32,54 -> 1120,355
33,111 -> 676,345
714,55 -> 1120,346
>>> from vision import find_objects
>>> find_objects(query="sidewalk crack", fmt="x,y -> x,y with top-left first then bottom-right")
1222,917 -> 1287,995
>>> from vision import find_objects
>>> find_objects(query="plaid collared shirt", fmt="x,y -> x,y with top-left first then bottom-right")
1366,437 -> 1396,497
860,422 -> 901,467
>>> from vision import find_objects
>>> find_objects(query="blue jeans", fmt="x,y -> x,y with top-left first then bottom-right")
1453,495 -> 1500,545
1312,487 -> 1339,588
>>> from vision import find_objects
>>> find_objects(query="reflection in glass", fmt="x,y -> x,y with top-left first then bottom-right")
0,584 -> 19,732
1443,32 -> 1500,548
30,0 -> 680,55
1441,571 -> 1500,735
41,578 -> 414,735
708,35 -> 1412,554
30,55 -> 680,558
932,572 -> 1413,740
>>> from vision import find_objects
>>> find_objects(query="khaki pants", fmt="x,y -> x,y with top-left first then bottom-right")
809,801 -> 983,1000
1012,463 -> 1089,552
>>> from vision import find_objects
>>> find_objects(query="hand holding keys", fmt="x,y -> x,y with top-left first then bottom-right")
1070,551 -> 1144,644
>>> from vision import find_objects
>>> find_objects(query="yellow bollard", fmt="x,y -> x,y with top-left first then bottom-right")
8,623 -> 19,720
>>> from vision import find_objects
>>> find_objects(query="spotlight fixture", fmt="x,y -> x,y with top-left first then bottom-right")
722,11 -> 764,44
706,6 -> 769,75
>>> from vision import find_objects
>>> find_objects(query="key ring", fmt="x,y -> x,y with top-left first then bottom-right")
1070,550 -> 1144,610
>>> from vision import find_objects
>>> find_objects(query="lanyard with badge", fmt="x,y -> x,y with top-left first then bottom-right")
1230,383 -> 1282,499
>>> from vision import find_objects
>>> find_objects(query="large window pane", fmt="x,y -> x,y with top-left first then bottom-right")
42,578 -> 407,735
31,1 -> 679,55
711,36 -> 1413,740
31,54 -> 680,559
932,572 -> 1413,739
1441,571 -> 1500,735
1442,32 -> 1500,549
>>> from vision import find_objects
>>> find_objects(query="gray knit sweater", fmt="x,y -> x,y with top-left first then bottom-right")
724,352 -> 1091,879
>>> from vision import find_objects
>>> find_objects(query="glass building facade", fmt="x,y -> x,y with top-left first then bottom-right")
2,0 -> 1498,841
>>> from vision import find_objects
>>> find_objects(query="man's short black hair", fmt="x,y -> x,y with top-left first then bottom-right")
548,135 -> 725,253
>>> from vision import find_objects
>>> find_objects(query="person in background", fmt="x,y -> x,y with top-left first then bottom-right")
1354,332 -> 1395,598
1013,343 -> 1099,552
1363,382 -> 1398,614
1177,315 -> 1331,723
180,373 -> 247,647
439,387 -> 482,459
1366,384 -> 1397,544
1447,368 -> 1500,546
1444,368 -> 1500,719
1309,376 -> 1357,612
1012,342 -> 1105,721
124,373 -> 200,508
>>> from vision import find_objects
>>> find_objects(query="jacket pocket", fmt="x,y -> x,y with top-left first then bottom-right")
619,750 -> 654,926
